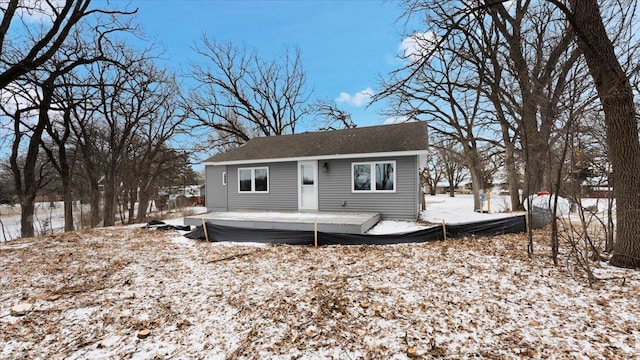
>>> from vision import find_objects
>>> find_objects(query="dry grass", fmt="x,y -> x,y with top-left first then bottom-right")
1,226 -> 639,359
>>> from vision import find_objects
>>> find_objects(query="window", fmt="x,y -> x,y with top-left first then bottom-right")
222,172 -> 227,186
353,164 -> 371,191
352,161 -> 395,192
238,167 -> 269,193
375,162 -> 395,191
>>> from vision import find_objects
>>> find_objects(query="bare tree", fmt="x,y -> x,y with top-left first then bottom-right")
129,147 -> 199,220
3,60 -> 84,238
377,35 -> 492,211
40,24 -> 138,232
115,74 -> 190,223
187,39 -> 311,148
0,1 -> 137,237
475,2 -> 588,210
437,140 -> 467,197
556,0 -> 640,268
69,85 -> 108,228
92,57 -> 168,227
312,100 -> 357,131
0,0 -> 136,90
421,146 -> 445,196
384,0 -> 640,267
2,11 -> 138,236
1,82 -> 43,238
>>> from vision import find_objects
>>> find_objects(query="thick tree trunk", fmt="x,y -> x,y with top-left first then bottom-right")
103,174 -> 117,227
20,197 -> 36,238
469,167 -> 483,211
137,197 -> 150,222
127,188 -> 136,225
137,188 -> 152,222
463,148 -> 485,211
528,147 -> 547,194
11,89 -> 50,238
570,0 -> 640,268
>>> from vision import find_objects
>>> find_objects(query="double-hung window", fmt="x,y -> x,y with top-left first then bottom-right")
238,167 -> 269,193
352,161 -> 396,192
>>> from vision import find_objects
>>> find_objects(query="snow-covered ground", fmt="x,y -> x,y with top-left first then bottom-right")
0,202 -> 71,241
1,223 -> 637,359
2,194 -> 616,239
369,194 -> 617,235
422,194 -> 518,223
0,201 -> 207,242
368,194 -> 523,234
2,195 -> 519,239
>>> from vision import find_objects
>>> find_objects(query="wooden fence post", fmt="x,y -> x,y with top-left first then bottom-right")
314,220 -> 318,247
442,220 -> 447,241
202,218 -> 210,242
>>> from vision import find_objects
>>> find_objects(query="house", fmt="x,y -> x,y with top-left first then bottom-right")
201,121 -> 429,221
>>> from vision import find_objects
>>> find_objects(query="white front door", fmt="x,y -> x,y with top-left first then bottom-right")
298,161 -> 318,210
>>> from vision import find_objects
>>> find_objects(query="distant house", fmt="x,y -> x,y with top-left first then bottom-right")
202,121 -> 429,220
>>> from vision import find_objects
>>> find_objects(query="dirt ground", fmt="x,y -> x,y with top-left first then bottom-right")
1,226 -> 639,359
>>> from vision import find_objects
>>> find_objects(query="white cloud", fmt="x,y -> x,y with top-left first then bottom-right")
398,31 -> 439,63
383,116 -> 416,125
335,87 -> 374,107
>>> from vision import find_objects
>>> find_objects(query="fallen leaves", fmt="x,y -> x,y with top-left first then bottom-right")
137,329 -> 151,339
406,346 -> 417,357
0,227 -> 639,359
46,294 -> 61,302
10,303 -> 32,316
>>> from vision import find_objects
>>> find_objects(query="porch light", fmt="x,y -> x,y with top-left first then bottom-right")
322,162 -> 329,172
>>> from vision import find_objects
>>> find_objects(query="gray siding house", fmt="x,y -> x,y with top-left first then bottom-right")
202,121 -> 428,220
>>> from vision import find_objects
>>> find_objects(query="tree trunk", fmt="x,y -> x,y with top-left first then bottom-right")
89,183 -> 101,228
469,167 -> 483,211
80,159 -> 102,228
570,0 -> 640,268
103,173 -> 117,227
11,90 -> 50,238
19,197 -> 36,238
62,176 -> 74,232
502,123 -> 522,211
137,188 -> 152,222
137,198 -> 150,222
127,188 -> 136,224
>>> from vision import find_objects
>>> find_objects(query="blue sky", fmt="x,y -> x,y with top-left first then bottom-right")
132,0 -> 414,128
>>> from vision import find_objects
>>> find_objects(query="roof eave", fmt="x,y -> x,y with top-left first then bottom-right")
202,150 -> 428,166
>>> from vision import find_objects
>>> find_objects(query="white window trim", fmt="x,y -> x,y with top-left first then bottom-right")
351,161 -> 397,193
238,167 -> 269,193
222,171 -> 227,186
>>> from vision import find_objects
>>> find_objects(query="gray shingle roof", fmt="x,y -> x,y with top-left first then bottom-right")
203,121 -> 428,164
